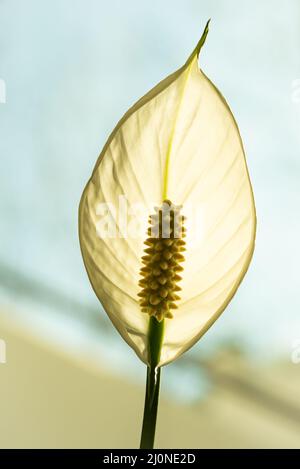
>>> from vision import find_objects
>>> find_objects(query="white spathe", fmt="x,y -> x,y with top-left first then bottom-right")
79,25 -> 256,366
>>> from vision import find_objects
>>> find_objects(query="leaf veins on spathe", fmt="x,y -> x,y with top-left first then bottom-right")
79,22 -> 256,366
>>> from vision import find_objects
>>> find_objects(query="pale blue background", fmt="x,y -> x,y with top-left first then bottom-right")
0,0 -> 299,397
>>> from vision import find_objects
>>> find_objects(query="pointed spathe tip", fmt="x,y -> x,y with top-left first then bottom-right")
195,19 -> 211,58
186,19 -> 211,66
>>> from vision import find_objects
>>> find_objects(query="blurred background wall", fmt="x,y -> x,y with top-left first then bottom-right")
0,0 -> 299,448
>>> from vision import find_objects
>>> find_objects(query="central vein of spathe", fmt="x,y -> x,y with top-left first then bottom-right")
139,23 -> 209,367
162,57 -> 195,200
139,58 -> 195,325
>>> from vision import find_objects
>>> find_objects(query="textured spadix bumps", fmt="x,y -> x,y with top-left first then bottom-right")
79,23 -> 256,366
138,200 -> 186,321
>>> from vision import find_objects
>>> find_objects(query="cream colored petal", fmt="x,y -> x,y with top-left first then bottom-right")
79,25 -> 256,366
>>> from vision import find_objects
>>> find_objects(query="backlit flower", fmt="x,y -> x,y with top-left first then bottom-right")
79,22 -> 256,367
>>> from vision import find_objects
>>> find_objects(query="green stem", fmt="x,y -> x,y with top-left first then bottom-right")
140,317 -> 164,449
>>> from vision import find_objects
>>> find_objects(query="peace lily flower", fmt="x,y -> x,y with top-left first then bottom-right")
79,21 -> 256,448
